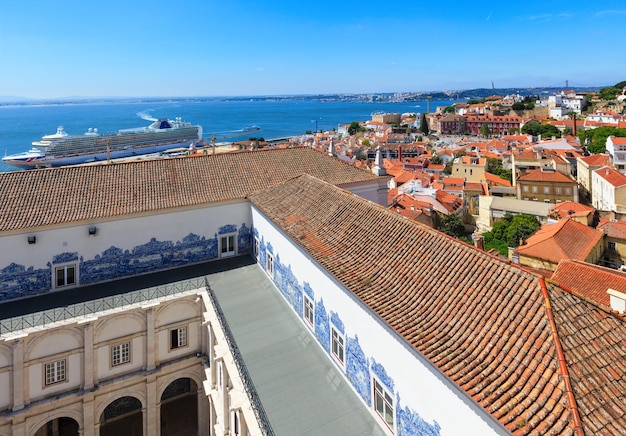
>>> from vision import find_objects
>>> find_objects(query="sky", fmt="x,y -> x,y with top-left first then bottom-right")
0,0 -> 624,99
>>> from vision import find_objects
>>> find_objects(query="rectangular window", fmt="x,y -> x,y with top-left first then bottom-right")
565,187 -> 572,195
266,253 -> 274,277
111,342 -> 131,366
555,187 -> 562,195
303,295 -> 314,327
374,379 -> 394,430
608,241 -> 616,251
45,359 -> 66,386
543,186 -> 550,194
170,327 -> 187,350
220,234 -> 236,258
331,327 -> 344,365
55,264 -> 76,288
522,185 -> 529,193
253,237 -> 260,259
531,186 -> 538,194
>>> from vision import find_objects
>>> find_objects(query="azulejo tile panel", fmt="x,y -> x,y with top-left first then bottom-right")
0,225 -> 250,302
260,242 -> 441,436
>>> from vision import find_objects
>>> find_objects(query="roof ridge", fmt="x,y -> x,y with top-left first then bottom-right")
546,275 -> 626,323
538,278 -> 584,436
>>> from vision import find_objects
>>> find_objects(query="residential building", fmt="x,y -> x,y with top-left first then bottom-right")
605,136 -> 626,172
463,114 -> 522,136
597,219 -> 626,268
514,218 -> 604,272
516,168 -> 579,204
577,154 -> 612,202
451,155 -> 487,182
476,196 -> 553,233
592,166 -> 626,219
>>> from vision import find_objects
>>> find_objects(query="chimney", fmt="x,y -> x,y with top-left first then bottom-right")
607,288 -> 626,314
398,146 -> 402,161
474,235 -> 484,250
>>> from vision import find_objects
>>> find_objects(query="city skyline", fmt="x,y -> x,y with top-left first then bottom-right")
1,0 -> 624,99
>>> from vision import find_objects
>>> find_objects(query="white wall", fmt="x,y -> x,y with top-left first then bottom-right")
251,206 -> 505,435
0,201 -> 250,272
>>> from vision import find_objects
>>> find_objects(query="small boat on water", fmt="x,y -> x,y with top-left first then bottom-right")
2,118 -> 203,169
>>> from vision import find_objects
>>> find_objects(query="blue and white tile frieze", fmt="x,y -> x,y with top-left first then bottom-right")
314,298 -> 331,354
253,233 -> 443,436
397,395 -> 441,436
371,358 -> 395,392
0,225 -> 251,302
346,334 -> 370,405
330,311 -> 345,335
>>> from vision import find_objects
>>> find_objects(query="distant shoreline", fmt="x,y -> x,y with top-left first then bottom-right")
0,85 -> 603,107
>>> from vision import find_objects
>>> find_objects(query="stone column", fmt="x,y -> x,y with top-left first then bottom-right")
12,340 -> 24,411
83,323 -> 94,390
146,308 -> 156,371
198,386 -> 209,436
146,376 -> 158,436
82,394 -> 95,436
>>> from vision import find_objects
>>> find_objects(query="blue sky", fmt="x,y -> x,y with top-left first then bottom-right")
0,1 -> 624,98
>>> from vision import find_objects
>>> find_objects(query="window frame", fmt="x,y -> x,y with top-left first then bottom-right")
253,237 -> 260,259
373,377 -> 395,432
266,253 -> 274,277
44,358 -> 67,386
303,295 -> 314,327
330,326 -> 345,366
53,262 -> 78,289
170,326 -> 188,350
219,233 -> 236,258
111,342 -> 131,367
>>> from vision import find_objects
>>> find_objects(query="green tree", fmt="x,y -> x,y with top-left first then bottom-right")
443,106 -> 455,113
348,121 -> 361,136
441,213 -> 465,238
512,102 -> 525,110
420,114 -> 430,135
599,87 -> 620,100
482,213 -> 540,255
480,122 -> 491,137
579,126 -> 626,154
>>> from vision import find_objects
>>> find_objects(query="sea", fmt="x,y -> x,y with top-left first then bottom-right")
0,98 -> 456,172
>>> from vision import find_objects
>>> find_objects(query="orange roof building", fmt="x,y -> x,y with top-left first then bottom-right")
515,218 -> 604,271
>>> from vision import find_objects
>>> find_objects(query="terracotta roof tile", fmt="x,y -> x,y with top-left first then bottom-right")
517,219 -> 604,264
248,174 -> 585,435
0,147 -> 383,232
552,259 -> 626,307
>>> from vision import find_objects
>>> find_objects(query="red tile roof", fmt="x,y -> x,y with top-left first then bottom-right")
551,259 -> 626,307
248,174 -> 626,435
516,218 -> 604,264
517,169 -> 576,183
577,154 -> 612,167
0,147 -> 384,232
550,201 -> 594,219
598,219 -> 626,239
595,166 -> 626,188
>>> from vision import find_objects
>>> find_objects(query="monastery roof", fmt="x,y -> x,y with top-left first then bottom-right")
0,147 -> 383,233
516,218 -> 604,264
248,174 -> 626,435
551,259 -> 626,307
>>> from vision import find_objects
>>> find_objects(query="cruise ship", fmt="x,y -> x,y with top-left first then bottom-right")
2,117 -> 203,169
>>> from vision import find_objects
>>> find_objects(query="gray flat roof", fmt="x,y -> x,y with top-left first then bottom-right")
208,261 -> 384,436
